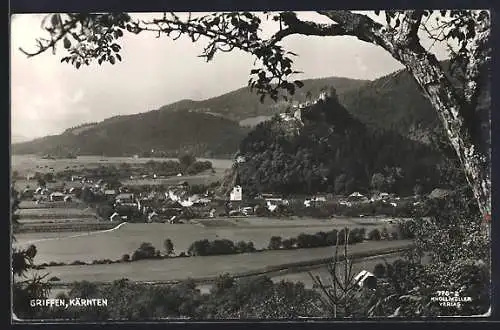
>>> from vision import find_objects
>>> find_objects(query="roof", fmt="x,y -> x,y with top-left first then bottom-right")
50,192 -> 65,196
349,192 -> 365,197
354,270 -> 375,282
104,189 -> 117,195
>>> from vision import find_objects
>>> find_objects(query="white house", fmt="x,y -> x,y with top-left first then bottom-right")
49,192 -> 65,202
230,185 -> 242,201
348,192 -> 366,202
354,270 -> 377,289
179,200 -> 194,207
115,193 -> 135,204
147,212 -> 159,223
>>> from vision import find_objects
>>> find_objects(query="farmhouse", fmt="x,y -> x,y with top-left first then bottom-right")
22,189 -> 35,199
49,192 -> 65,202
104,189 -> 117,198
109,212 -> 120,222
304,195 -> 327,207
354,270 -> 377,289
115,193 -> 135,205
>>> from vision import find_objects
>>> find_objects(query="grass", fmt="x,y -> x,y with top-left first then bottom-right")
26,240 -> 412,284
121,173 -> 223,187
273,254 -> 403,289
18,207 -> 96,217
14,218 -> 399,264
12,155 -> 232,177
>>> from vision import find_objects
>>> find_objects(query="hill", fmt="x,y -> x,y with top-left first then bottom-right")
11,76 -> 367,157
11,134 -> 30,144
158,77 -> 369,122
227,90 -> 446,197
11,111 -> 249,158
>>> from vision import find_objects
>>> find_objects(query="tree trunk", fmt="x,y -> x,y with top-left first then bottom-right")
392,45 -> 491,219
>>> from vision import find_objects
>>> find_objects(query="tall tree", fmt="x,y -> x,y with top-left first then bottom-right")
19,10 -> 491,218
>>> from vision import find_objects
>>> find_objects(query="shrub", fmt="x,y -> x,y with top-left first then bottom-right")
49,276 -> 60,282
373,263 -> 386,278
281,238 -> 294,250
326,230 -> 338,246
268,236 -> 283,250
368,229 -> 381,241
70,260 -> 86,265
163,239 -> 174,256
121,254 -> 130,262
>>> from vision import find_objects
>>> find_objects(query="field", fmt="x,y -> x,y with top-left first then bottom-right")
47,253 -> 404,298
28,240 -> 412,284
12,155 -> 233,177
272,254 -> 402,289
18,207 -> 96,218
14,217 -> 399,263
121,172 -> 224,187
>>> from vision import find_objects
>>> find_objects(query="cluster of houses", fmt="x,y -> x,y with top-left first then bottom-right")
20,167 -> 425,224
21,186 -> 77,203
107,181 -> 216,224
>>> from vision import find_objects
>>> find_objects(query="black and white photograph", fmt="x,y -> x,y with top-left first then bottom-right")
10,9 -> 491,321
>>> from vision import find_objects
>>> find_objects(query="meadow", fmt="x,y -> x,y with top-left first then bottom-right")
14,218 -> 399,264
28,240 -> 412,284
11,155 -> 232,176
18,207 -> 97,218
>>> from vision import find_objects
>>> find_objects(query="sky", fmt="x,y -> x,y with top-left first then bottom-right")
10,11 -> 451,140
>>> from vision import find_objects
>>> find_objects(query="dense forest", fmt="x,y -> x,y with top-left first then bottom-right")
236,91 -> 448,197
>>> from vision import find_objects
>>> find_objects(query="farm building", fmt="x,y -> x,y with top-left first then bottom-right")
69,187 -> 82,195
104,189 -> 117,198
347,192 -> 366,202
49,192 -> 65,202
354,270 -> 377,289
304,196 -> 327,207
21,189 -> 35,199
115,193 -> 135,204
64,195 -> 72,203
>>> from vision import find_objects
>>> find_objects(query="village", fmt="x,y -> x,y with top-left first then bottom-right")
15,165 -> 431,228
